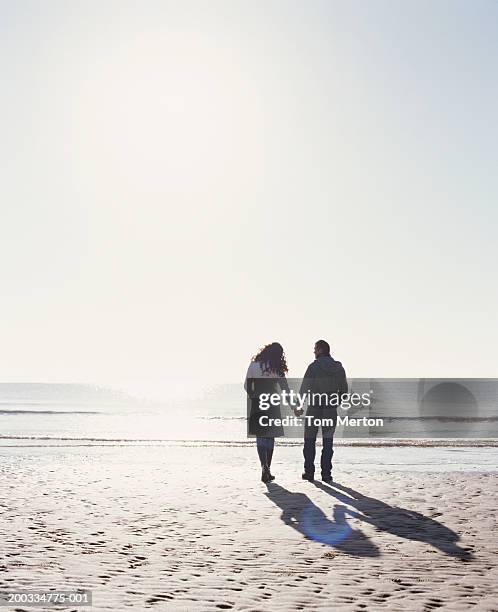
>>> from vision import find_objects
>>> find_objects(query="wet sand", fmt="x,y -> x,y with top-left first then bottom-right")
1,445 -> 496,610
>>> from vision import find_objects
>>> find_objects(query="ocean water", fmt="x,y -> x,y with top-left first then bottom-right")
0,383 -> 245,443
0,382 -> 496,446
1,384 -> 497,471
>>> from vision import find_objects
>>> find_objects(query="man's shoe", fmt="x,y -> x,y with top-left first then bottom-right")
302,472 -> 314,482
321,475 -> 333,484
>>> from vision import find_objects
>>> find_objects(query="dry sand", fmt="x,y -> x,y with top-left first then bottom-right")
0,445 -> 496,611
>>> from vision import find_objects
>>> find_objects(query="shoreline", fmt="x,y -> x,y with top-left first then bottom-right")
1,436 -> 498,446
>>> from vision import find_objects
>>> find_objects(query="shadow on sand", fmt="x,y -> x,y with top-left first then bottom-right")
313,480 -> 473,560
264,482 -> 380,556
264,481 -> 473,560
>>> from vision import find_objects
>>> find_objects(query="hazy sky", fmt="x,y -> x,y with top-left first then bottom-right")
1,0 -> 497,395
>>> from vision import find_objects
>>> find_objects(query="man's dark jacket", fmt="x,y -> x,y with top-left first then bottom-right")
299,354 -> 348,412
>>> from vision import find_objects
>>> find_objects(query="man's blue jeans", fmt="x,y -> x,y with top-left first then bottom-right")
303,413 -> 335,478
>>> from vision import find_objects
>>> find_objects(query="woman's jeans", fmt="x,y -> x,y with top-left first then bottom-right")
256,436 -> 275,468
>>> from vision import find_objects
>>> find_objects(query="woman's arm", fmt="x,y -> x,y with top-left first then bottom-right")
244,362 -> 260,393
278,375 -> 290,393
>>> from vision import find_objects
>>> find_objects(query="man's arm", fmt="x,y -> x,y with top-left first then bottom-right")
299,363 -> 314,396
339,367 -> 348,399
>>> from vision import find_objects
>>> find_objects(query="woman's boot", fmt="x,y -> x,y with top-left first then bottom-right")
266,447 -> 275,480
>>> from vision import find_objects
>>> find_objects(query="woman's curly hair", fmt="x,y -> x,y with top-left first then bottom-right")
252,342 -> 288,377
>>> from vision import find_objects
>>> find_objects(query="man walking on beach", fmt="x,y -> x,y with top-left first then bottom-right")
299,340 -> 348,483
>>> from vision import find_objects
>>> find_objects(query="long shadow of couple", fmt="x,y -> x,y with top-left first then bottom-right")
264,480 -> 472,560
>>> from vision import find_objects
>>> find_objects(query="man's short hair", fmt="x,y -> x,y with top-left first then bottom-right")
315,339 -> 330,355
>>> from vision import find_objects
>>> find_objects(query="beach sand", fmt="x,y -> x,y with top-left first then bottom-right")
1,445 -> 496,611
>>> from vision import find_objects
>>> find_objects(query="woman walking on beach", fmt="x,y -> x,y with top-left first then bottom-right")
245,342 -> 290,483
